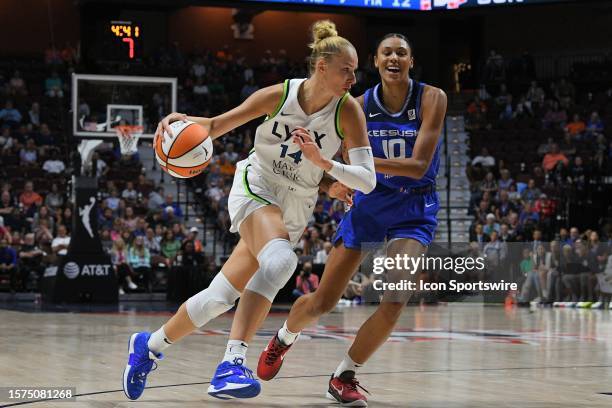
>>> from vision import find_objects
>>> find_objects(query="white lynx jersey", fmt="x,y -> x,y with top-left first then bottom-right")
249,78 -> 348,193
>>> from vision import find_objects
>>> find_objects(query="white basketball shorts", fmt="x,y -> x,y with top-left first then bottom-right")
228,159 -> 318,247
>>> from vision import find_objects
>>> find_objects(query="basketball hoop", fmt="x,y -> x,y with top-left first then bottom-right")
115,125 -> 143,155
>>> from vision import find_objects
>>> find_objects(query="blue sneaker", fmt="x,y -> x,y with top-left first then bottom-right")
207,358 -> 261,399
122,332 -> 163,400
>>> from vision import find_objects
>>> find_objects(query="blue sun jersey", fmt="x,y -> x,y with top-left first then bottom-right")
364,79 -> 441,190
332,79 -> 441,248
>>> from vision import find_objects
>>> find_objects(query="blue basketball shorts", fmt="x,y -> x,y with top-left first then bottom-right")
333,185 -> 439,249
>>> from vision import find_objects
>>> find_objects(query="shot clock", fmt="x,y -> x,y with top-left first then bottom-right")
98,20 -> 143,61
110,21 -> 141,59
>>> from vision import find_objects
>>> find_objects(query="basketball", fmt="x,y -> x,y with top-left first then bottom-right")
154,120 -> 213,178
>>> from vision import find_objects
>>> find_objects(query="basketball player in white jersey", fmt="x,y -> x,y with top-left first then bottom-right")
122,20 -> 376,401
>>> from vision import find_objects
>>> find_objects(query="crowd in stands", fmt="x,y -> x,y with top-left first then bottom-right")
2,42 -> 611,306
0,43 -> 78,291
95,176 -> 212,294
0,44 -> 214,294
465,51 -> 612,306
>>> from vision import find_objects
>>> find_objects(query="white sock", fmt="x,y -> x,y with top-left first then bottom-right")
147,326 -> 172,354
223,339 -> 248,365
277,320 -> 299,346
334,353 -> 362,378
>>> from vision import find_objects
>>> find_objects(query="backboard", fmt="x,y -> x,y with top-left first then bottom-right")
72,74 -> 177,140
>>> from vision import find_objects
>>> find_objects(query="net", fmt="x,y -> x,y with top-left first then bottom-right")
115,125 -> 143,155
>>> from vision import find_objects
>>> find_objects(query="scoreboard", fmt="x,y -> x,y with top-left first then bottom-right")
108,21 -> 141,60
90,20 -> 145,62
240,0 -> 571,11
87,0 -> 573,62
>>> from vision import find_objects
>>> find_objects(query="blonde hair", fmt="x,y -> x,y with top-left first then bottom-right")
308,20 -> 354,73
112,238 -> 125,251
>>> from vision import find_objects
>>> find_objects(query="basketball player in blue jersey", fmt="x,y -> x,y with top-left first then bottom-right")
259,33 -> 447,406
121,20 -> 375,402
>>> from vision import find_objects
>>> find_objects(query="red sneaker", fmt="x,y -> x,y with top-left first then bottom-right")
326,371 -> 369,407
257,335 -> 293,381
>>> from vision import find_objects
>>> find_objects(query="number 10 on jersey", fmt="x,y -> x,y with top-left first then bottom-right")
382,138 -> 407,159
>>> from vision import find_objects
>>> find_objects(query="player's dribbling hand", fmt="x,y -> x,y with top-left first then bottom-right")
155,112 -> 188,144
329,181 -> 353,206
292,127 -> 332,171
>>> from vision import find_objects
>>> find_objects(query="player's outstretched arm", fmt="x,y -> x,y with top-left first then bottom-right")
374,86 -> 447,179
155,83 -> 283,143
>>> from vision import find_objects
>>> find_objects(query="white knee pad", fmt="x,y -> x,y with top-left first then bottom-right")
245,238 -> 298,302
186,272 -> 240,328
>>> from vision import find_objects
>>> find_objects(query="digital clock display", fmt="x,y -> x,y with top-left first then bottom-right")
240,0 -> 570,11
109,20 -> 142,60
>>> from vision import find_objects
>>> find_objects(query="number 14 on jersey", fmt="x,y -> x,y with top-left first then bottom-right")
280,144 -> 303,165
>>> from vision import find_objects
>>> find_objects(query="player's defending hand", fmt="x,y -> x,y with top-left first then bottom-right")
329,181 -> 353,206
292,127 -> 332,172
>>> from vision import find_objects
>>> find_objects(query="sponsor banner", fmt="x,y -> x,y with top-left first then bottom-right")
44,254 -> 117,303
63,262 -> 113,280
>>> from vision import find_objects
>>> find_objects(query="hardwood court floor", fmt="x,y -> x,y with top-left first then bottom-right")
0,303 -> 611,407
